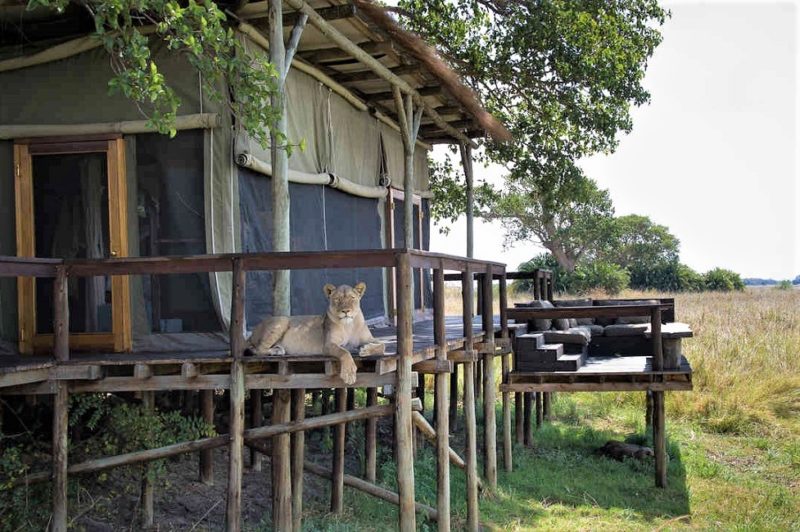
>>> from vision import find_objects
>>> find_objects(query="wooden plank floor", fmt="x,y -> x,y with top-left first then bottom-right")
0,317 -> 494,389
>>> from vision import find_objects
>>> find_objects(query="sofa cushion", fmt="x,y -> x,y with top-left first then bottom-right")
554,318 -> 571,331
523,299 -> 553,331
614,299 -> 659,324
584,324 -> 605,337
543,327 -> 591,346
603,323 -> 649,337
554,298 -> 594,325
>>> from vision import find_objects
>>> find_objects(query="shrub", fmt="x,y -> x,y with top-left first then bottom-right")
704,268 -> 745,292
571,261 -> 630,295
775,280 -> 793,290
675,263 -> 706,292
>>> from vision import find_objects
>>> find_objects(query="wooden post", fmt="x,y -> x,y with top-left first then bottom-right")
51,266 -> 69,532
268,0 -> 306,316
499,274 -> 511,472
226,259 -> 246,532
331,387 -> 346,514
292,388 -> 305,531
481,268 -> 497,488
272,389 -> 293,528
433,267 -> 450,531
523,393 -> 533,446
365,387 -> 378,482
651,307 -> 663,372
543,392 -> 552,421
459,143 -> 475,259
449,365 -> 458,430
515,393 -> 524,445
535,392 -> 543,428
250,391 -> 263,471
651,306 -> 667,488
200,390 -> 215,484
653,391 -> 667,488
395,252 -> 417,532
141,391 -> 155,528
461,268 -> 479,531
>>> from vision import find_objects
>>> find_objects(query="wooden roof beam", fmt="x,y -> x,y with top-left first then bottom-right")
284,0 -> 478,148
298,41 -> 394,63
238,2 -> 357,23
333,63 -> 420,83
366,86 -> 441,103
419,120 -> 475,135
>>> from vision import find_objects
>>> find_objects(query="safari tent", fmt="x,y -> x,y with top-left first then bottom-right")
0,2 -> 514,531
0,0 -> 508,356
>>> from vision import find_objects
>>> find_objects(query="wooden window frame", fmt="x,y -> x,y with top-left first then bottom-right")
14,135 -> 132,354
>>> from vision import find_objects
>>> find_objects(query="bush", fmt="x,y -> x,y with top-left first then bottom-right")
516,256 -> 629,295
704,268 -> 745,291
775,280 -> 793,291
571,261 -> 630,295
676,263 -> 706,292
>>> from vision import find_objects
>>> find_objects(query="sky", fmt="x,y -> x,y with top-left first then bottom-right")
429,1 -> 800,280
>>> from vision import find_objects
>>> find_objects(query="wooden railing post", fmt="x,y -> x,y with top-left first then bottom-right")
200,390 -> 215,484
331,387 -> 347,513
651,306 -> 667,488
395,252 -> 416,532
250,391 -> 263,472
226,259 -> 246,532
433,267 -> 450,531
481,267 -> 497,488
51,265 -> 69,532
499,273 -> 512,472
461,267 -> 479,531
292,388 -> 306,530
364,387 -> 378,482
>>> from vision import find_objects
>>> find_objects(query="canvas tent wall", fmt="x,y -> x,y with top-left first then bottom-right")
0,30 -> 431,349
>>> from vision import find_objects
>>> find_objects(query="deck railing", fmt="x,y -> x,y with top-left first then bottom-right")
0,248 -> 506,532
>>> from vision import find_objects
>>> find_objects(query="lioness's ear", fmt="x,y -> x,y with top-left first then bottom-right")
354,282 -> 367,298
323,284 -> 336,299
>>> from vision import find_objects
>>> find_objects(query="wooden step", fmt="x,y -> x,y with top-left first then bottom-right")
515,343 -> 564,371
553,351 -> 587,371
515,333 -> 545,352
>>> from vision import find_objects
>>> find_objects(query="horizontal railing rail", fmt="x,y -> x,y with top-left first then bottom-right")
0,248 -> 505,278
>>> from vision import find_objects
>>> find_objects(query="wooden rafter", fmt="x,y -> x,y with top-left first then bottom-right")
284,0 -> 478,148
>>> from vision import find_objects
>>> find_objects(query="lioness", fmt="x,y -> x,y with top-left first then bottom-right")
246,282 -> 385,385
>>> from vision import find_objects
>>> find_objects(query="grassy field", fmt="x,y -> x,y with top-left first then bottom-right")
300,287 -> 800,531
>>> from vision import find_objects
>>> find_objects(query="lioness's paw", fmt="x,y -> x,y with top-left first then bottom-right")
340,358 -> 357,385
358,342 -> 385,356
266,345 -> 286,356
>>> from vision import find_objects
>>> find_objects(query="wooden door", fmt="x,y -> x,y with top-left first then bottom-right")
14,136 -> 131,353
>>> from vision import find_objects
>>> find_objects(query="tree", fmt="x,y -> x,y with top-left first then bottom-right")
29,0 -> 283,148
488,172 -> 615,272
604,215 -> 680,269
400,0 -> 667,261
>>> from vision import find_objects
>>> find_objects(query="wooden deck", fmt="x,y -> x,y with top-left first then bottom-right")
0,317 -> 496,393
502,355 -> 693,393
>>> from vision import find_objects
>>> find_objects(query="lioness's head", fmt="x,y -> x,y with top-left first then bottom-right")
324,282 -> 367,323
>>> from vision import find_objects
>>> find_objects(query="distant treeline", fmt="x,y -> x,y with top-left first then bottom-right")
517,254 -> 751,295
744,276 -> 800,286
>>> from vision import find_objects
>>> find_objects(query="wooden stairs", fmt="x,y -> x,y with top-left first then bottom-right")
514,333 -> 587,372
